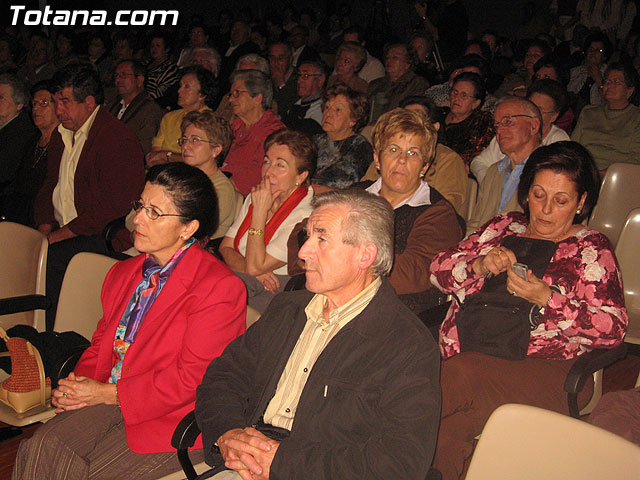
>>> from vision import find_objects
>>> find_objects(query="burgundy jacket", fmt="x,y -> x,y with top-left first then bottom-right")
34,107 -> 144,241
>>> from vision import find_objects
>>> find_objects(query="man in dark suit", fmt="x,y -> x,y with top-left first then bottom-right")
34,63 -> 144,330
196,190 -> 441,479
288,25 -> 319,67
220,21 -> 260,87
107,59 -> 164,155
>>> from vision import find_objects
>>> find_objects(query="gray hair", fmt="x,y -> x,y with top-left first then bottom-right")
236,54 -> 270,76
311,189 -> 394,277
495,95 -> 543,140
186,46 -> 222,77
0,73 -> 28,106
230,69 -> 273,109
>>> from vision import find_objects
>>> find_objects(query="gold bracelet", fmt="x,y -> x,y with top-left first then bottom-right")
248,228 -> 265,236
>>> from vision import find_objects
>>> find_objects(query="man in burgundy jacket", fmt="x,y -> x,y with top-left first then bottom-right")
34,63 -> 144,331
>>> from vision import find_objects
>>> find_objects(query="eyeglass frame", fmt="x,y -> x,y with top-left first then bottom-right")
31,99 -> 52,108
132,200 -> 187,220
177,136 -> 216,147
493,114 -> 534,129
382,144 -> 424,161
228,89 -> 250,98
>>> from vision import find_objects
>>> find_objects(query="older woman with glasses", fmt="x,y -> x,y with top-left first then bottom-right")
0,79 -> 57,225
440,71 -> 495,168
327,42 -> 369,94
147,66 -> 218,167
14,163 -> 246,480
571,62 -> 640,176
221,69 -> 285,196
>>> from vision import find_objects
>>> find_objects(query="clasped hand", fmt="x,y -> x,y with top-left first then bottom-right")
52,372 -> 115,413
218,427 -> 279,480
475,247 -> 552,307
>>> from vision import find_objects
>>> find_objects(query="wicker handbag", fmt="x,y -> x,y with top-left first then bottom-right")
0,327 -> 51,413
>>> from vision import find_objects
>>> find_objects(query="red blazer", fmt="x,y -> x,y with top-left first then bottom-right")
74,245 -> 247,453
34,107 -> 145,242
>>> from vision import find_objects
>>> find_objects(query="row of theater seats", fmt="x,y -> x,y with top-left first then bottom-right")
0,163 -> 639,479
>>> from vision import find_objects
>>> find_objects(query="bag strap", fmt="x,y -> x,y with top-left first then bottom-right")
0,327 -> 8,342
27,342 -> 48,407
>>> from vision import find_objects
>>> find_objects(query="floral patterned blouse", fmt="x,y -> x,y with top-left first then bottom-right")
430,212 -> 628,360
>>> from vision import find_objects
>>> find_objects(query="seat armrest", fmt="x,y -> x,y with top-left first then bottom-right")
0,294 -> 51,316
564,344 -> 627,417
52,346 -> 88,388
102,215 -> 127,253
171,410 -> 201,480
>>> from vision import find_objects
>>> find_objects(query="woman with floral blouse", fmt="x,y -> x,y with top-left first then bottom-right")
429,141 -> 628,480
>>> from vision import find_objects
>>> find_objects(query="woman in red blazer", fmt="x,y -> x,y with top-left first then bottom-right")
14,163 -> 247,480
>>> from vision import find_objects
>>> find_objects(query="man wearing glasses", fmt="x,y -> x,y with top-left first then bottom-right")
281,60 -> 327,136
107,59 -> 164,155
466,96 -> 542,235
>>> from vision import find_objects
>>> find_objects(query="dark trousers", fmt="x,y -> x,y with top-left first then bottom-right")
45,235 -> 123,331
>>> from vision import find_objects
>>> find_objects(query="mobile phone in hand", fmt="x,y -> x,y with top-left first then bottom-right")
512,263 -> 528,281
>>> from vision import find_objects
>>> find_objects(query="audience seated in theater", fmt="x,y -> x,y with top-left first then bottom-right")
430,141 -> 628,479
268,41 -> 298,118
571,62 -> 640,176
107,59 -> 164,155
215,53 -> 271,123
180,110 -> 240,242
196,188 -> 440,480
466,96 -> 542,235
362,108 -> 463,314
281,59 -> 327,137
425,54 -> 489,109
288,25 -> 319,67
410,30 -> 441,86
368,43 -> 429,116
471,78 -> 570,184
341,25 -> 385,84
144,30 -> 180,110
14,163 -> 246,480
439,72 -> 495,169
221,69 -> 285,196
147,66 -> 218,167
181,46 -> 222,79
327,42 -> 369,94
220,129 -> 315,312
177,22 -> 212,68
495,39 -> 551,98
0,74 -> 38,201
532,55 -> 575,133
34,63 -> 145,331
220,21 -> 261,85
567,31 -> 612,108
312,84 -> 373,189
0,80 -> 58,226
362,96 -> 469,217
17,32 -> 56,89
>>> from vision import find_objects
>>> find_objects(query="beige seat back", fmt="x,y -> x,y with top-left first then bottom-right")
616,208 -> 640,345
589,162 -> 640,248
54,252 -> 118,341
466,403 -> 640,480
0,222 -> 48,332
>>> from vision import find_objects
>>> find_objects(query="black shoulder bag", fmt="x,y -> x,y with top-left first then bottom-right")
455,235 -> 557,360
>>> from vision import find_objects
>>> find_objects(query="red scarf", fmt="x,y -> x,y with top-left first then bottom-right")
234,185 -> 308,253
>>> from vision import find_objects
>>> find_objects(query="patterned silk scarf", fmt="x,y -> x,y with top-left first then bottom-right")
109,238 -> 195,383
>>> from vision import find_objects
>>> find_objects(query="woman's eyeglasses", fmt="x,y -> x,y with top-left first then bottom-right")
177,136 -> 216,146
132,200 -> 186,220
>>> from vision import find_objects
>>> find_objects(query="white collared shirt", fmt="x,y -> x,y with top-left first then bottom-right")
366,177 -> 432,209
52,105 -> 101,227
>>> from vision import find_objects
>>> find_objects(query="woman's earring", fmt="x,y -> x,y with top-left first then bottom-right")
576,208 -> 581,214
295,182 -> 299,186
375,164 -> 380,172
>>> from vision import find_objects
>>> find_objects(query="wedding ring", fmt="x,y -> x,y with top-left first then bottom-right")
511,290 -> 516,296
496,248 -> 503,256
62,392 -> 68,397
